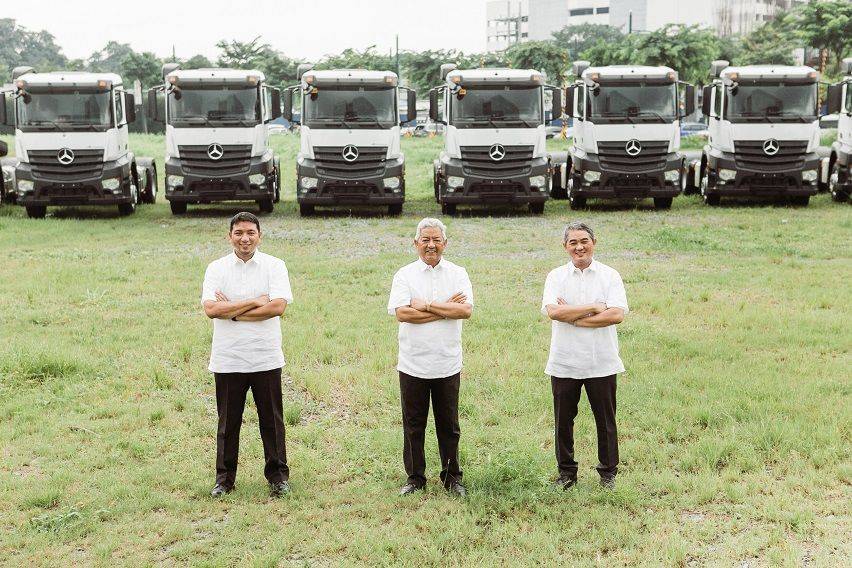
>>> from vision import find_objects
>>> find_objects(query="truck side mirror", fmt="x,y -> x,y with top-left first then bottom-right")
282,88 -> 293,122
269,88 -> 282,121
406,89 -> 417,123
826,83 -> 843,114
123,92 -> 136,124
0,140 -> 7,157
550,87 -> 562,121
684,84 -> 696,117
0,93 -> 6,126
146,88 -> 161,123
564,86 -> 575,119
428,89 -> 439,122
701,85 -> 713,117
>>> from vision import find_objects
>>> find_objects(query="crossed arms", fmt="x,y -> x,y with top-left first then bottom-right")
395,291 -> 473,324
203,291 -> 287,322
545,298 -> 624,328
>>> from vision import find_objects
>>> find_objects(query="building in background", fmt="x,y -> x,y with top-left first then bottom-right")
713,0 -> 804,37
527,1 -> 611,41
486,0 -> 530,52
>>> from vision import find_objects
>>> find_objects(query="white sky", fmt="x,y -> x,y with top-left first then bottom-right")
8,0 -> 488,62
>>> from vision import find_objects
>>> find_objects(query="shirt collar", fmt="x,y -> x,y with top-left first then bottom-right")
569,259 -> 597,274
231,250 -> 260,266
418,258 -> 444,271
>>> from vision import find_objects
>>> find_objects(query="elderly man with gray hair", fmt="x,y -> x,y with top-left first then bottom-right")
542,221 -> 628,490
387,218 -> 474,497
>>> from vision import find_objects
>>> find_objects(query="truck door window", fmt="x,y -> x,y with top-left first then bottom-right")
713,86 -> 722,118
114,91 -> 125,125
263,86 -> 272,122
845,83 -> 851,113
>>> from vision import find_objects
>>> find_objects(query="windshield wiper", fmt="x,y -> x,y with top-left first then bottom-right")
68,122 -> 103,131
174,116 -> 214,126
598,113 -> 636,124
461,116 -> 502,129
635,111 -> 670,123
502,118 -> 539,128
217,117 -> 256,127
27,120 -> 68,131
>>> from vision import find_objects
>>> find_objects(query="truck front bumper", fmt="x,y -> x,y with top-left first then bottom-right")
295,157 -> 405,206
15,158 -> 135,207
570,152 -> 683,199
438,155 -> 550,205
165,152 -> 275,203
706,149 -> 820,197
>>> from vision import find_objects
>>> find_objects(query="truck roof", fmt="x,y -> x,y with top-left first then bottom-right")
16,71 -> 123,88
583,65 -> 677,82
167,68 -> 266,84
446,68 -> 545,86
720,65 -> 818,81
302,69 -> 399,87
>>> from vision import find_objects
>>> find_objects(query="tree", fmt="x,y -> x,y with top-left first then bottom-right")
315,47 -> 395,72
216,36 -> 269,68
182,54 -> 213,69
551,24 -> 625,62
0,18 -> 69,83
796,0 -> 852,74
257,50 -> 301,87
505,41 -> 569,85
86,41 -> 136,73
121,51 -> 162,89
738,12 -> 797,66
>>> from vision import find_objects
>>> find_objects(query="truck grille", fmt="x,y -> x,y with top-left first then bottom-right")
733,140 -> 808,172
29,149 -> 104,181
178,145 -> 252,176
313,146 -> 387,178
460,145 -> 534,177
597,141 -> 669,172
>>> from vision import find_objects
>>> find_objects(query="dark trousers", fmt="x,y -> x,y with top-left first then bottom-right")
214,367 -> 289,487
551,374 -> 619,479
399,371 -> 462,487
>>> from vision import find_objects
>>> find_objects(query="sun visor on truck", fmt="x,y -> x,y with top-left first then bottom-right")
721,69 -> 818,84
301,73 -> 398,88
585,70 -> 677,86
445,71 -> 544,88
16,78 -> 114,93
166,74 -> 262,88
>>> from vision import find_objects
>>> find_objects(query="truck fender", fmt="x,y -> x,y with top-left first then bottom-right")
818,156 -> 831,190
135,157 -> 158,204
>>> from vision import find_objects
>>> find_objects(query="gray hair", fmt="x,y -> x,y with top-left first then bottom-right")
415,218 -> 447,241
563,221 -> 595,244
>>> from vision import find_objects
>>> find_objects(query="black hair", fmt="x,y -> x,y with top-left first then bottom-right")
229,211 -> 261,233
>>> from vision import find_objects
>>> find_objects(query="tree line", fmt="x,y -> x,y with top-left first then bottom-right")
0,0 -> 849,94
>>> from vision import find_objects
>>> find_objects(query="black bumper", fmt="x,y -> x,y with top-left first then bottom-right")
296,157 -> 404,206
832,146 -> 852,189
438,155 -> 550,205
570,151 -> 682,199
16,158 -> 134,207
165,153 -> 275,203
705,149 -> 820,197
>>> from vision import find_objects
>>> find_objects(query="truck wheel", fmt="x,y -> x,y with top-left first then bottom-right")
682,161 -> 698,195
441,202 -> 457,216
653,197 -> 673,210
700,172 -> 720,206
829,163 -> 850,202
143,167 -> 157,204
26,205 -> 47,219
433,161 -> 441,203
569,195 -> 587,210
550,165 -> 567,199
387,203 -> 403,216
789,195 -> 810,207
258,198 -> 274,213
170,201 -> 188,215
273,167 -> 281,203
118,183 -> 138,216
299,203 -> 314,216
528,202 -> 545,215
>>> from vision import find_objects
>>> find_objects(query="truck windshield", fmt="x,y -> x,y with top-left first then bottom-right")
303,86 -> 397,129
450,86 -> 542,128
17,91 -> 112,131
169,85 -> 260,126
588,83 -> 676,123
725,82 -> 817,121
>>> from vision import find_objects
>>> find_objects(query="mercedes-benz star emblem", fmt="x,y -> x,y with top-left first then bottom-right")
207,143 -> 224,161
763,139 -> 780,156
342,145 -> 359,163
57,148 -> 75,165
489,144 -> 506,162
625,139 -> 642,157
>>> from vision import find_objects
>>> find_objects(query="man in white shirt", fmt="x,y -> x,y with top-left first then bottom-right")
387,218 -> 473,497
542,221 -> 628,490
201,212 -> 294,498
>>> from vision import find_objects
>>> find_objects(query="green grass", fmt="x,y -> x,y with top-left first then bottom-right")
0,134 -> 850,566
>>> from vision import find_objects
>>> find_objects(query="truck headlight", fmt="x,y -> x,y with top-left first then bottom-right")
447,176 -> 465,188
664,170 -> 680,182
17,179 -> 33,193
529,175 -> 546,188
583,171 -> 600,182
801,170 -> 817,182
383,176 -> 401,190
167,175 -> 184,187
249,174 -> 266,185
102,177 -> 121,191
718,169 -> 737,181
300,176 -> 318,189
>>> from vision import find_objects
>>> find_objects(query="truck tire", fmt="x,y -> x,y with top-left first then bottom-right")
789,195 -> 809,207
273,163 -> 281,203
118,183 -> 138,216
441,202 -> 457,216
258,198 -> 274,213
682,161 -> 699,195
550,165 -> 567,199
829,162 -> 849,202
136,159 -> 158,204
170,201 -> 188,215
26,205 -> 47,219
299,203 -> 314,216
700,171 -> 720,206
388,203 -> 403,216
433,161 -> 441,203
653,197 -> 673,210
566,174 -> 586,209
529,202 -> 545,215
143,167 -> 157,204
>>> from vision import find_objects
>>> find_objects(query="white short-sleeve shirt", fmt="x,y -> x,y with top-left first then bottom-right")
541,259 -> 628,379
387,258 -> 474,379
201,250 -> 294,373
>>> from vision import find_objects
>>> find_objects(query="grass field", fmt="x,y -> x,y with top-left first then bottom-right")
0,133 -> 850,566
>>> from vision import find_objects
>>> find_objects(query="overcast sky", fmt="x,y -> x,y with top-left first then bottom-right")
9,0 -> 488,62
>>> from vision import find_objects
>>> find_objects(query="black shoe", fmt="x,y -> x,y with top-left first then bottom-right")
599,476 -> 616,490
210,483 -> 233,497
398,483 -> 423,496
445,481 -> 466,497
269,480 -> 291,497
554,476 -> 577,490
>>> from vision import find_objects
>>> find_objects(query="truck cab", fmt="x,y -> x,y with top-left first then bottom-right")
692,60 -> 821,206
823,57 -> 852,203
1,67 -> 157,218
430,65 -> 561,215
562,61 -> 694,210
148,65 -> 281,215
284,67 -> 415,216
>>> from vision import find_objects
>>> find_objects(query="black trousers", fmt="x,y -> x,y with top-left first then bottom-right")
214,367 -> 289,487
399,371 -> 462,487
551,374 -> 619,479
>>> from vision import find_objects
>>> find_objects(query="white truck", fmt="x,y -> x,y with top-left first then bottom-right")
561,61 -> 695,210
429,65 -> 562,215
0,67 -> 157,218
823,57 -> 852,203
283,66 -> 416,216
147,65 -> 281,215
687,60 -> 821,206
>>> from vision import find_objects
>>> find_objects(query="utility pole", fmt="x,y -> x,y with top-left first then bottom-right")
395,34 -> 400,78
628,11 -> 633,34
